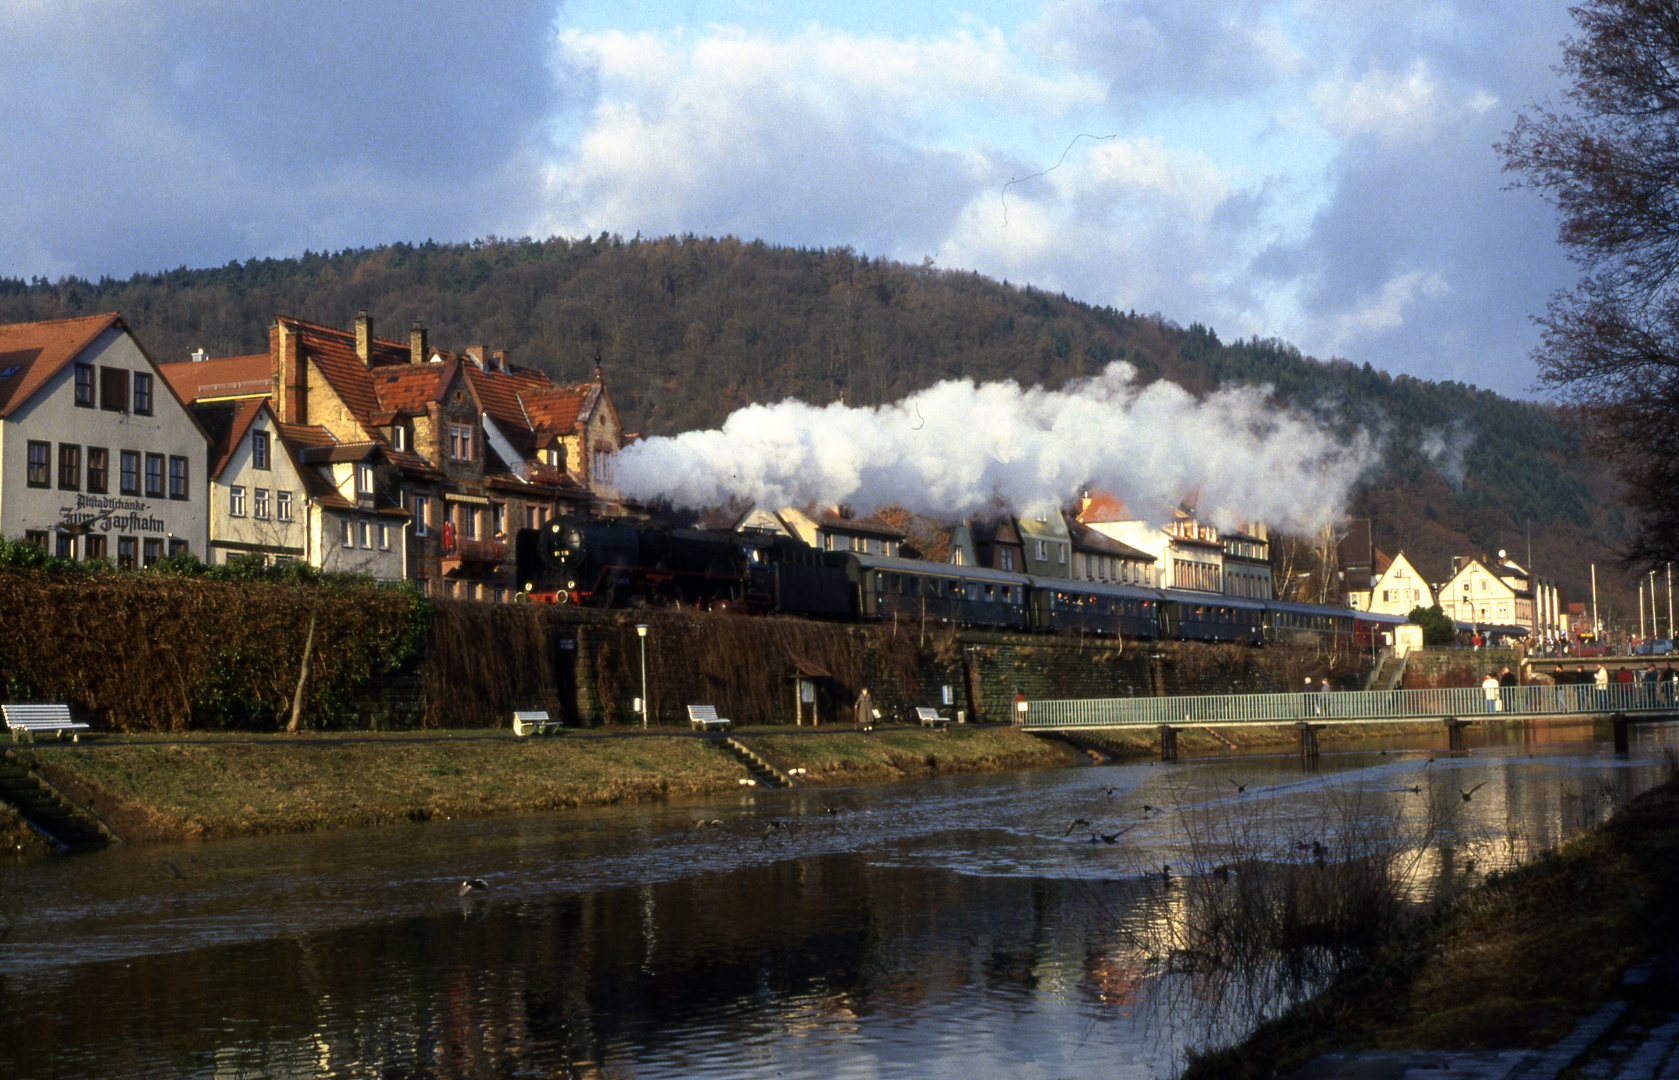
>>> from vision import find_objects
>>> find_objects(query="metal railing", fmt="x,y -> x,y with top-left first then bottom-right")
1019,682 -> 1679,730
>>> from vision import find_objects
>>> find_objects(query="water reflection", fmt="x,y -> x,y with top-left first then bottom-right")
0,723 -> 1673,1080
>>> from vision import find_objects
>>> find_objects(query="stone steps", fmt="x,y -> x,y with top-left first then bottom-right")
0,754 -> 117,848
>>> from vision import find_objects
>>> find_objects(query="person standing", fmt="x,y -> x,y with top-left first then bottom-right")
1482,671 -> 1501,713
1594,663 -> 1610,709
855,686 -> 875,730
1498,666 -> 1517,714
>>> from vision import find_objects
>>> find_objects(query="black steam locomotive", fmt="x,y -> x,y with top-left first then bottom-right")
512,516 -> 1407,648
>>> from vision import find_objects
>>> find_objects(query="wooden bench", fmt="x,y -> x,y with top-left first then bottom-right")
686,705 -> 731,732
915,707 -> 952,730
512,710 -> 562,737
3,703 -> 90,743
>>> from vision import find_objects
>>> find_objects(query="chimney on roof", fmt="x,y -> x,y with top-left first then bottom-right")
355,311 -> 373,366
492,349 -> 507,373
465,346 -> 486,369
409,321 -> 427,365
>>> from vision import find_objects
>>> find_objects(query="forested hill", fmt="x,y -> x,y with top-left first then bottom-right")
0,234 -> 1630,610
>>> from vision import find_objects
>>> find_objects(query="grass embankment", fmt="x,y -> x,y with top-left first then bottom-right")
1182,769 -> 1679,1080
16,726 -> 1080,842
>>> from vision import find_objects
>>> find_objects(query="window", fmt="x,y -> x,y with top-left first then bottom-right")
252,430 -> 269,470
360,520 -> 372,549
56,534 -> 74,559
491,501 -> 505,537
341,519 -> 354,547
253,487 -> 270,520
999,548 -> 1014,572
74,364 -> 94,407
133,372 -> 153,415
230,486 -> 246,517
378,523 -> 390,550
413,494 -> 430,536
100,367 -> 128,411
117,536 -> 136,569
392,424 -> 407,452
85,535 -> 106,560
86,447 -> 108,494
449,424 -> 473,461
1058,543 -> 1067,565
144,453 -> 164,498
169,456 -> 188,500
58,444 -> 80,490
120,451 -> 140,496
356,463 -> 373,496
592,448 -> 612,483
24,530 -> 47,550
276,490 -> 292,522
26,441 -> 49,487
462,505 -> 479,541
1034,539 -> 1047,561
142,538 -> 162,567
169,539 -> 188,557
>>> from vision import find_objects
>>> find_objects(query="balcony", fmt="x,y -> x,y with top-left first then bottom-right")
440,537 -> 506,577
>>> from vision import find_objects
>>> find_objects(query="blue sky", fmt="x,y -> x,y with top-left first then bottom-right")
0,0 -> 1581,399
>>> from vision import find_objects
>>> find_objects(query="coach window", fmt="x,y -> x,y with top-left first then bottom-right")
100,367 -> 128,411
26,441 -> 49,487
58,444 -> 80,490
74,363 -> 94,407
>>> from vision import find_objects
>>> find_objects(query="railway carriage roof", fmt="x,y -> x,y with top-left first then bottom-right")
1162,589 -> 1269,613
1265,598 -> 1356,617
842,552 -> 1029,585
1025,576 -> 1163,602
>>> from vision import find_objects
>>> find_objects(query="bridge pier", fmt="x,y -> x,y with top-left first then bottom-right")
1443,716 -> 1467,753
1612,712 -> 1630,755
1158,724 -> 1178,763
1297,722 -> 1319,767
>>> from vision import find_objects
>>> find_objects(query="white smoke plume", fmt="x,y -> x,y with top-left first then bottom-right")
1419,422 -> 1475,491
616,363 -> 1378,533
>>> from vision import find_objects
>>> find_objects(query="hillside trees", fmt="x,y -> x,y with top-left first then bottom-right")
1500,0 -> 1679,567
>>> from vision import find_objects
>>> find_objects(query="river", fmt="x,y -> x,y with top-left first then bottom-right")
1,722 -> 1674,1080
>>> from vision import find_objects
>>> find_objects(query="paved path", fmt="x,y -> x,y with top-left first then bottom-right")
1290,948 -> 1679,1080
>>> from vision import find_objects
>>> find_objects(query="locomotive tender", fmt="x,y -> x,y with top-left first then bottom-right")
513,517 -> 1406,648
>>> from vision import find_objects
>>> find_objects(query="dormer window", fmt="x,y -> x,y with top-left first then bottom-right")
449,425 -> 473,462
392,424 -> 407,452
356,463 -> 374,496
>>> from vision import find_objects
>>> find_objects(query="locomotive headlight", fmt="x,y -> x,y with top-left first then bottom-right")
567,579 -> 577,589
523,581 -> 535,592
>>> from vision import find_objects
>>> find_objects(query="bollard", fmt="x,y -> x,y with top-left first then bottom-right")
1297,722 -> 1319,768
1158,724 -> 1178,763
1612,712 -> 1631,755
1444,716 -> 1466,753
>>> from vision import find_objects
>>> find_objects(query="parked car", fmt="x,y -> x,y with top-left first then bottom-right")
1633,638 -> 1674,655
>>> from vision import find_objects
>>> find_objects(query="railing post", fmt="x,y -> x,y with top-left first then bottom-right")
1158,724 -> 1178,763
1297,722 -> 1319,768
1444,716 -> 1466,753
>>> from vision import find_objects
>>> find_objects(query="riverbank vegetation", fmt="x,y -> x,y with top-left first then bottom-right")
14,726 -> 1081,842
1178,759 -> 1679,1079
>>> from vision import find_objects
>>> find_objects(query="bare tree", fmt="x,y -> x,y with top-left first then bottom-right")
1499,0 -> 1679,566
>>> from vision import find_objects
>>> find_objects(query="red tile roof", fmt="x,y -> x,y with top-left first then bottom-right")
0,312 -> 122,417
160,354 -> 271,403
199,398 -> 267,480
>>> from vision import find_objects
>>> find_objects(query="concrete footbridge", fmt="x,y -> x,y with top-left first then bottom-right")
1017,683 -> 1679,761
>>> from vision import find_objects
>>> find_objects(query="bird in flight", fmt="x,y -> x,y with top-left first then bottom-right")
1064,818 -> 1093,836
1460,782 -> 1488,802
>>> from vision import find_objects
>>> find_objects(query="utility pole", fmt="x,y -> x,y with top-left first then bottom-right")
1667,563 -> 1673,640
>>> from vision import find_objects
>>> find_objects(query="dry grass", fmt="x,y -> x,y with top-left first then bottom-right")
18,726 -> 1076,841
0,803 -> 50,857
1180,771 -> 1679,1080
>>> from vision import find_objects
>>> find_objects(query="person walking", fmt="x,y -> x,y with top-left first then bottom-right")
855,686 -> 875,730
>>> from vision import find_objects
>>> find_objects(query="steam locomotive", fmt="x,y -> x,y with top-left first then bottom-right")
513,516 -> 1406,647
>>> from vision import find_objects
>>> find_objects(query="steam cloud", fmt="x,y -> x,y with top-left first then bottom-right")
1419,422 -> 1474,491
616,363 -> 1378,533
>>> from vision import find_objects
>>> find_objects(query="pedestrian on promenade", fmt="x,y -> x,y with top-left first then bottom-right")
1301,676 -> 1315,718
1498,666 -> 1517,713
1595,663 -> 1610,709
855,686 -> 875,730
1482,672 -> 1501,713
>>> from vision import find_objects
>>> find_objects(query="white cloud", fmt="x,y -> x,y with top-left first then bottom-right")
1320,269 -> 1451,351
1310,59 -> 1497,144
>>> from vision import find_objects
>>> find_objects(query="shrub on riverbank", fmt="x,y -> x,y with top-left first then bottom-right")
1178,767 -> 1679,1079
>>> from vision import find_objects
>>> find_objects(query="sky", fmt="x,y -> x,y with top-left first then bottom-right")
0,0 -> 1582,400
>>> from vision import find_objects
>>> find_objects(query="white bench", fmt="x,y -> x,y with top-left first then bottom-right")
3,703 -> 90,743
915,707 -> 951,729
512,710 -> 562,737
687,705 -> 731,732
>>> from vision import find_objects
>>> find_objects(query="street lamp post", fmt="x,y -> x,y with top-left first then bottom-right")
636,624 -> 650,729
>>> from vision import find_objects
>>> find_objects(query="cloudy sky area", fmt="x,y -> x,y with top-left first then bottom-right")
0,0 -> 1579,399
